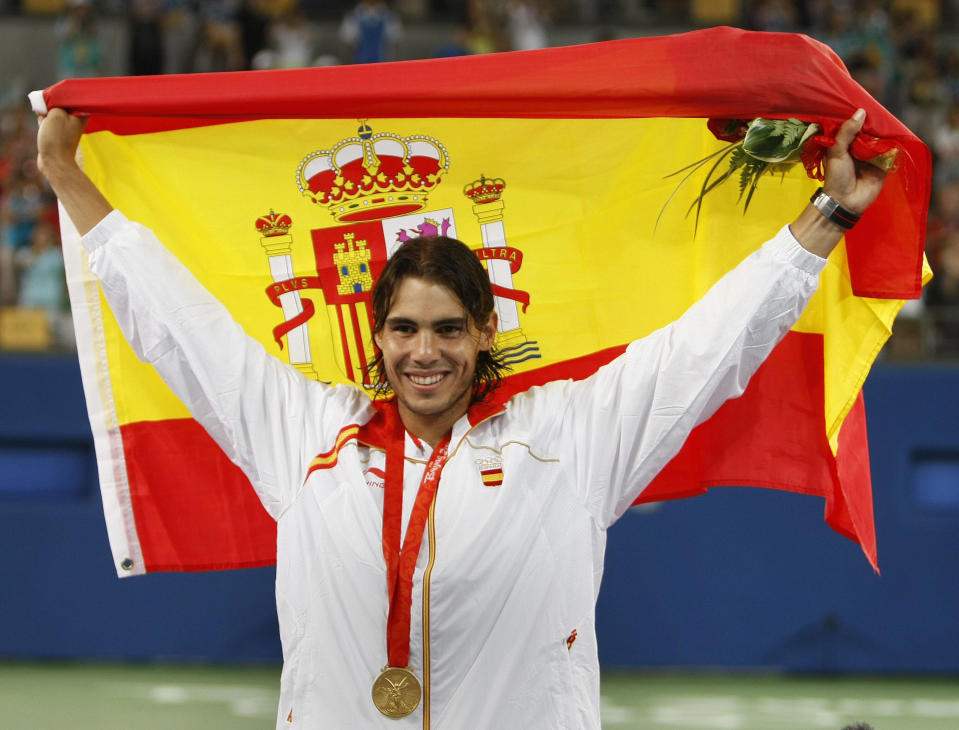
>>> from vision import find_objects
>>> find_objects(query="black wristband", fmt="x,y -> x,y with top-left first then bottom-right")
809,187 -> 860,230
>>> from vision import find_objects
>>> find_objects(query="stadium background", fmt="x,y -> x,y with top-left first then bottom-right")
1,1 -> 958,728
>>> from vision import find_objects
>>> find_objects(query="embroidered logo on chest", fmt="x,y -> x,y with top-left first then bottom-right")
364,466 -> 386,489
475,456 -> 504,487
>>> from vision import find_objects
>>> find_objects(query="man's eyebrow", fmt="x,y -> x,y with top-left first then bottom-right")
384,315 -> 469,327
384,315 -> 416,326
433,317 -> 469,327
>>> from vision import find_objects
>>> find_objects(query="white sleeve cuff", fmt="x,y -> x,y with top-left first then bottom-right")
773,223 -> 829,275
28,90 -> 48,115
81,209 -> 129,255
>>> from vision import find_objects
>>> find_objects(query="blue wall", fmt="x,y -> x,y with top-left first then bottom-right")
2,354 -> 957,670
598,364 -> 959,672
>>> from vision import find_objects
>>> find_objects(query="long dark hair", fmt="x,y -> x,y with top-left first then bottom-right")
367,235 -> 510,402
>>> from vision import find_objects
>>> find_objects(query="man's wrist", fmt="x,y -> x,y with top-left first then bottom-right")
788,203 -> 845,259
810,187 -> 861,229
38,154 -> 83,188
37,155 -> 114,237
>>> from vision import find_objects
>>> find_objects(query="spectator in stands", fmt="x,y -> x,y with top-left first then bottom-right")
161,1 -> 203,74
128,0 -> 166,76
339,0 -> 402,64
2,172 -> 43,253
16,220 -> 65,313
816,4 -> 860,64
253,4 -> 315,69
433,24 -> 472,58
466,0 -> 499,54
901,37 -> 950,142
503,0 -> 549,51
239,0 -> 273,70
194,0 -> 245,72
14,217 -> 74,350
0,246 -> 12,307
924,173 -> 959,356
747,0 -> 798,33
931,102 -> 959,184
853,0 -> 896,104
0,107 -> 58,317
0,106 -> 36,186
55,0 -> 104,80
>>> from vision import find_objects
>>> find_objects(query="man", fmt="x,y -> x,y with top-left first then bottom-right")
339,0 -> 402,65
38,107 -> 884,728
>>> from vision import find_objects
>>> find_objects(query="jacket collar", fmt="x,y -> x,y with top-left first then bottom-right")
356,393 -> 508,451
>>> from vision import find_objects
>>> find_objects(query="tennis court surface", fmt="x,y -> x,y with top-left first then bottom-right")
2,663 -> 957,729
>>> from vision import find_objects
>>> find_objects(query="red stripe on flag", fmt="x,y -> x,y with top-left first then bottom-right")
121,419 -> 277,572
635,331 -> 877,571
639,332 -> 832,503
349,303 -> 369,383
831,392 -> 877,570
335,304 -> 354,383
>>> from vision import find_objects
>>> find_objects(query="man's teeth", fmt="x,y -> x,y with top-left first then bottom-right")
410,374 -> 444,385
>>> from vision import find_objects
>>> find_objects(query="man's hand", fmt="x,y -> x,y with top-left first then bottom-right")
821,109 -> 887,215
35,107 -> 112,236
789,108 -> 888,258
36,107 -> 88,180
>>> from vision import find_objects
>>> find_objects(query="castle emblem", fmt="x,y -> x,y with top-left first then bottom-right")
333,233 -> 374,296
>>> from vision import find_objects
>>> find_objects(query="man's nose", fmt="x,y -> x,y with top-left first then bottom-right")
412,330 -> 437,361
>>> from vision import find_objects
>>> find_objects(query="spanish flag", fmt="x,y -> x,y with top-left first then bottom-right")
35,27 -> 930,576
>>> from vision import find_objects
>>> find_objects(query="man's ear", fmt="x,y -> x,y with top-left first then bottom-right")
478,312 -> 498,351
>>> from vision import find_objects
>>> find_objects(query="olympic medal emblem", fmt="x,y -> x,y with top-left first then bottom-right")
372,665 -> 421,718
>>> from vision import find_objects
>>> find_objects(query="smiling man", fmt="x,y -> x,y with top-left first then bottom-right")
370,236 -> 501,446
37,107 -> 884,729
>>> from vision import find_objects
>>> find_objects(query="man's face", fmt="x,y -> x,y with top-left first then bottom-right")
374,276 -> 496,436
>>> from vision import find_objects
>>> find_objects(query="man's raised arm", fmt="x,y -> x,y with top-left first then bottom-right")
33,105 -> 358,520
36,108 -> 112,236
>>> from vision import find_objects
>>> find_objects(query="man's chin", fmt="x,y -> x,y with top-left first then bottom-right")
399,395 -> 451,417
396,387 -> 471,420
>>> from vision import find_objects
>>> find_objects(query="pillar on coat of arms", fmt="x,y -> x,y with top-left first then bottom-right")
257,212 -> 319,380
465,176 -> 535,356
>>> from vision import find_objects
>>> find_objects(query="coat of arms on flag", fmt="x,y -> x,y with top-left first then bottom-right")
256,122 -> 541,388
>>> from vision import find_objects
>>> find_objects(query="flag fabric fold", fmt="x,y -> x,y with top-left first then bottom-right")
39,27 -> 931,576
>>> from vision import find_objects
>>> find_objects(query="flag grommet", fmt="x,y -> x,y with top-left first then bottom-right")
120,558 -> 134,571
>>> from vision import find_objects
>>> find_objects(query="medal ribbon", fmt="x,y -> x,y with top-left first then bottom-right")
382,404 -> 452,668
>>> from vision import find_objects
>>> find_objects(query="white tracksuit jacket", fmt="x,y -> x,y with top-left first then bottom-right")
83,210 -> 826,729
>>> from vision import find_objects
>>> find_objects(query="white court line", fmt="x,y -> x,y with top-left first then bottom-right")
107,681 -> 277,719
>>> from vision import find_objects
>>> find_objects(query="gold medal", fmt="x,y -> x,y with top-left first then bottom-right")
372,665 -> 422,718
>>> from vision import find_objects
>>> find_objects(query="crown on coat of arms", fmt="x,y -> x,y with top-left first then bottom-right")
463,175 -> 506,205
297,122 -> 449,223
255,210 -> 293,237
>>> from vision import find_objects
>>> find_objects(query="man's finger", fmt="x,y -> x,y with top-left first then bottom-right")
829,108 -> 866,157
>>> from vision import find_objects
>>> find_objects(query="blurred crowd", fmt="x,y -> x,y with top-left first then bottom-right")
0,103 -> 67,349
744,0 -> 959,358
0,0 -> 957,354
